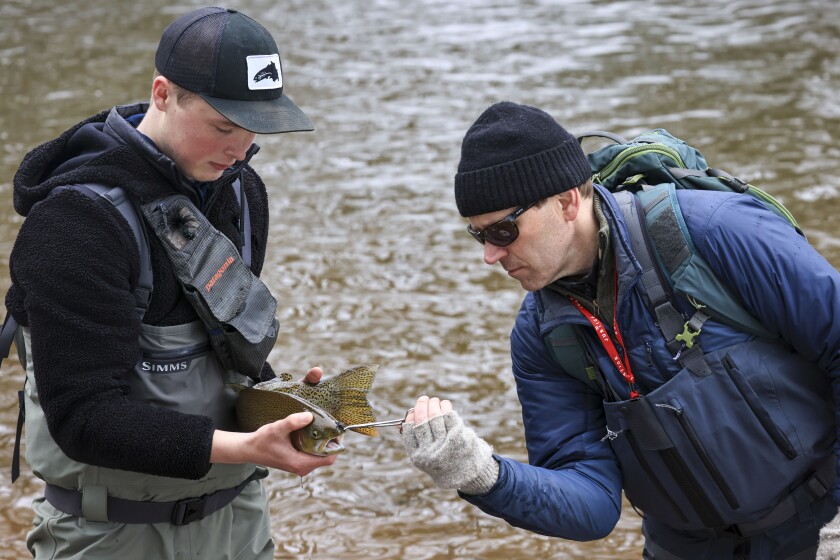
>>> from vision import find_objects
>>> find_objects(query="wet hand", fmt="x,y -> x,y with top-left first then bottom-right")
401,395 -> 499,495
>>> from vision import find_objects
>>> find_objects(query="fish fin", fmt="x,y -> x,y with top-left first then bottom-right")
278,372 -> 294,382
323,364 -> 379,392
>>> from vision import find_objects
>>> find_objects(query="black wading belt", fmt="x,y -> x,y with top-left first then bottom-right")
44,467 -> 268,525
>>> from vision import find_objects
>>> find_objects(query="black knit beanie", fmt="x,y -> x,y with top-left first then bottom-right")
454,101 -> 591,217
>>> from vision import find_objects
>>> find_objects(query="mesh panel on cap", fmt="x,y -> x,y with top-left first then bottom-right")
157,11 -> 227,94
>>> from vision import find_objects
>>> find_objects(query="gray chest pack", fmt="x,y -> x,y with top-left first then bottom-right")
140,192 -> 279,377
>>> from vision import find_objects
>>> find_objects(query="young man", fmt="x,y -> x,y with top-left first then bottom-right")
402,101 -> 840,559
6,7 -> 335,558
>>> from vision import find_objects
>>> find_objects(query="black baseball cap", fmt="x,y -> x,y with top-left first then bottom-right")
155,7 -> 313,134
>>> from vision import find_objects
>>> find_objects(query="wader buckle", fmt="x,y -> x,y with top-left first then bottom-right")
171,494 -> 211,526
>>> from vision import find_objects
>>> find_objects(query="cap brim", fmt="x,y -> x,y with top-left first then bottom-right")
201,93 -> 314,134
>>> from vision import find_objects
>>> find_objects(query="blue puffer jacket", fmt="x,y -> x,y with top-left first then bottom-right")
462,184 -> 840,543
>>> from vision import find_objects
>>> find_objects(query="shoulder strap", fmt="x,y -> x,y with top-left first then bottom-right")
613,190 -> 712,377
4,180 -> 253,483
635,185 -> 775,339
1,184 -> 154,370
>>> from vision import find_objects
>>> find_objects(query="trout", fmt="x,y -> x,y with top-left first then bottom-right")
232,364 -> 381,455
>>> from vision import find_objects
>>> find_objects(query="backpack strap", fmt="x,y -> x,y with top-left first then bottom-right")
636,185 -> 775,340
613,190 -> 713,377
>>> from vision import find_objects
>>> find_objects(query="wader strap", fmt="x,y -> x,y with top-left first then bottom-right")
11,390 -> 24,483
730,455 -> 835,538
44,467 -> 268,525
51,184 -> 153,319
1,313 -> 23,483
0,313 -> 18,364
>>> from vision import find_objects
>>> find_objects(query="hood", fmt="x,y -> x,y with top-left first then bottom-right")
12,103 -> 258,217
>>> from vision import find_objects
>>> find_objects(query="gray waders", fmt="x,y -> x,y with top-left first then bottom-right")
18,189 -> 281,559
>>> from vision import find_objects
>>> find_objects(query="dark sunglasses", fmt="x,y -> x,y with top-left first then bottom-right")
466,201 -> 538,247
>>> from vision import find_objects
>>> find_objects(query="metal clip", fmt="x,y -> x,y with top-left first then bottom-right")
339,408 -> 415,433
601,428 -> 622,442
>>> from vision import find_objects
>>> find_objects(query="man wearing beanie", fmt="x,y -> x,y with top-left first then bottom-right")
4,7 -> 336,558
402,101 -> 840,559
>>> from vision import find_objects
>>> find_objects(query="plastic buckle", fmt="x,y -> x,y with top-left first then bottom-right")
805,475 -> 829,500
171,494 -> 209,526
675,322 -> 700,349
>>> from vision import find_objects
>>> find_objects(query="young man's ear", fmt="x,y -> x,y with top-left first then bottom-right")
149,76 -> 172,111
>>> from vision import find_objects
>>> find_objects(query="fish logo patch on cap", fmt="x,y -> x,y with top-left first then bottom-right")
247,54 -> 282,90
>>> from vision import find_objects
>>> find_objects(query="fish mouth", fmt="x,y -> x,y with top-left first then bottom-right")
321,436 -> 345,455
293,430 -> 346,456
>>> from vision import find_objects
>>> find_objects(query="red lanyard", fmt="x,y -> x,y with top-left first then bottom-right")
569,295 -> 639,399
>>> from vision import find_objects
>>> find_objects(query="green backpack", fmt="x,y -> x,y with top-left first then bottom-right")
583,128 -> 799,230
547,129 -> 802,388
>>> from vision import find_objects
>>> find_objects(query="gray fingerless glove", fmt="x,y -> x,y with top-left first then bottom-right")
817,509 -> 840,560
402,410 -> 500,495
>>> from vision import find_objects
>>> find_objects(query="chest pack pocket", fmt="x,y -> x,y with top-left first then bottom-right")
141,194 -> 278,378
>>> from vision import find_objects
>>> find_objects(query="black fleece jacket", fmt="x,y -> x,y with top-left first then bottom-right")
6,104 -> 272,480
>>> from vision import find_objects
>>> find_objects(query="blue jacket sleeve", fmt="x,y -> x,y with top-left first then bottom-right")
461,293 -> 622,540
680,191 -> 840,504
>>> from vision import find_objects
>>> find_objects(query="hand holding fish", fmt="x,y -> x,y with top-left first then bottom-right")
402,396 -> 500,495
230,364 -> 385,457
211,367 -> 338,476
211,410 -> 337,477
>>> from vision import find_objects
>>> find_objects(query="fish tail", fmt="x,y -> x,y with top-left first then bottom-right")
334,388 -> 379,436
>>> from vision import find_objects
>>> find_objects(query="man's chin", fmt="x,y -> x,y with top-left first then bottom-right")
516,277 -> 543,292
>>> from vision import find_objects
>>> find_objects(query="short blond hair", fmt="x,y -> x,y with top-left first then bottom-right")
152,70 -> 198,105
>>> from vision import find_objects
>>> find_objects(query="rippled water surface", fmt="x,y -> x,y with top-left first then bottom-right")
1,0 -> 839,558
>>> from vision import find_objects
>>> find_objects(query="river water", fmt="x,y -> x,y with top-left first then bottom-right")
0,0 -> 839,558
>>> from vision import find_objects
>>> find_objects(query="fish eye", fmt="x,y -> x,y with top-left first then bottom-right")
311,430 -> 320,438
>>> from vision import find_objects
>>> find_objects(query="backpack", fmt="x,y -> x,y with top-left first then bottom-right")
547,129 -> 802,389
583,128 -> 799,231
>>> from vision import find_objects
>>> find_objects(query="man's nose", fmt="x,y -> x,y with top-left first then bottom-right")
483,242 -> 507,265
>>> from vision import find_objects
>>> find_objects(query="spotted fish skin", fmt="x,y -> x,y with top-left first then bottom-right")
234,364 -> 381,437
